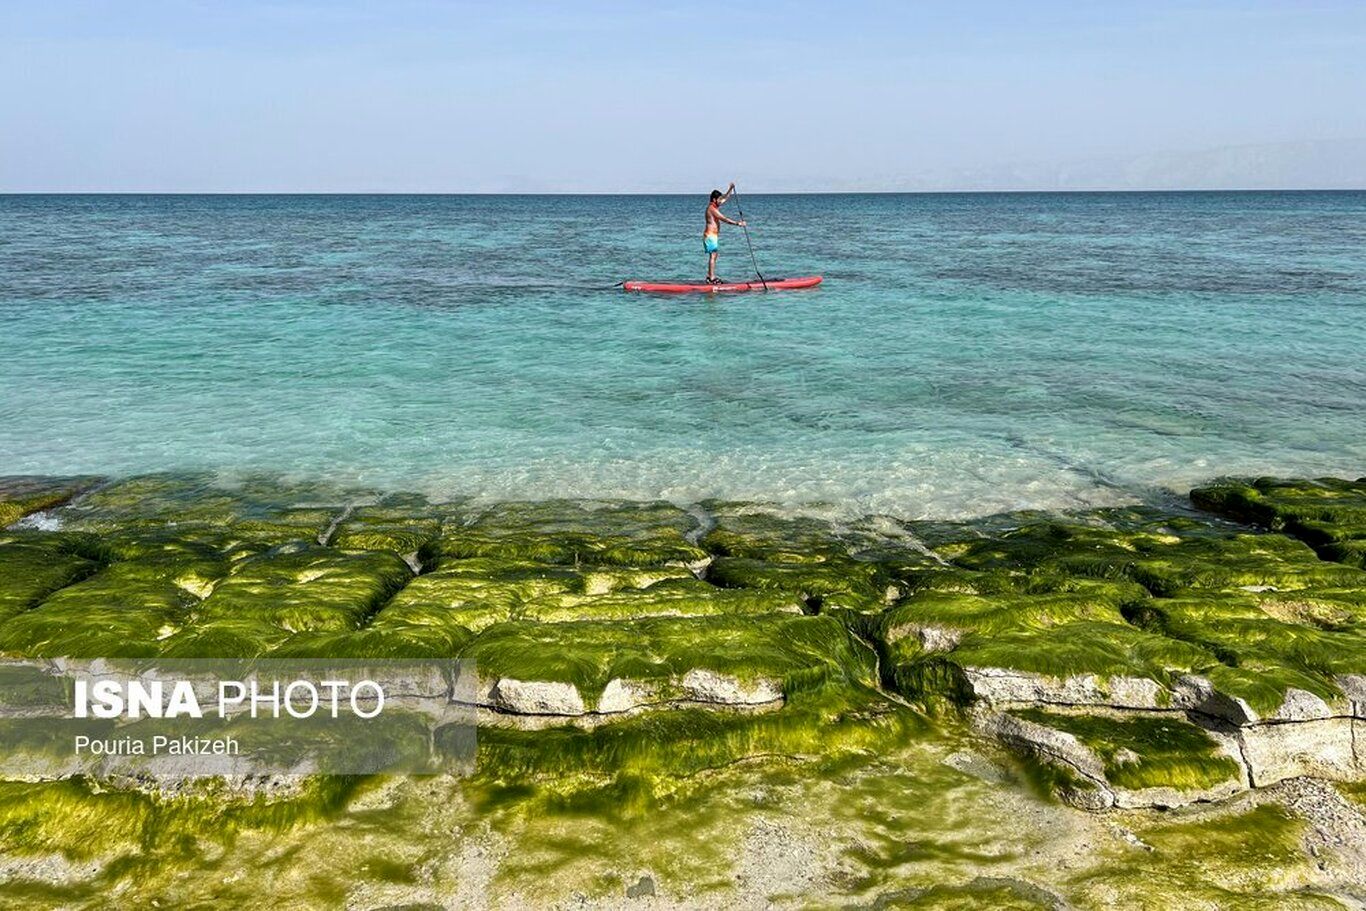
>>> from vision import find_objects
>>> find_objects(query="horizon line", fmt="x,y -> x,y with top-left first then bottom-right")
3,187 -> 1365,196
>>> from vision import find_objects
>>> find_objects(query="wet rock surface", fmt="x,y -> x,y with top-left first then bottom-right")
0,476 -> 101,528
1,473 -> 1364,907
1193,476 -> 1366,569
1,474 -> 1364,789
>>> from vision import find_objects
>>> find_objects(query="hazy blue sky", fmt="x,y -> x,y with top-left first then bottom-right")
2,0 -> 1363,191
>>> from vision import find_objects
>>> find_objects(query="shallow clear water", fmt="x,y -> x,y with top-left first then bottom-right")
2,192 -> 1363,517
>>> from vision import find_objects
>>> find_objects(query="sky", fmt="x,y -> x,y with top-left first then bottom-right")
1,0 -> 1364,192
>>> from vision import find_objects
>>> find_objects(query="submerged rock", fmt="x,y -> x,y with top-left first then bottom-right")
0,475 -> 101,528
436,499 -> 709,567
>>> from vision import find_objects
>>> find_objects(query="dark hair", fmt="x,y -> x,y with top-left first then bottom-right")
710,190 -> 723,202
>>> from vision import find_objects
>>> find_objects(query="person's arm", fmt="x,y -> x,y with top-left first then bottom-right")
717,183 -> 743,224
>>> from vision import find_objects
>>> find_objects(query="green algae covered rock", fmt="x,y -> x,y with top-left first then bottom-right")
83,525 -> 255,574
0,773 -> 363,876
159,547 -> 412,658
520,578 -> 803,624
699,506 -> 854,563
462,613 -> 875,715
1004,708 -> 1243,797
1193,476 -> 1366,568
0,475 -> 101,527
0,476 -> 1364,905
698,507 -> 918,612
269,622 -> 472,659
1124,532 -> 1365,596
941,621 -> 1211,704
1128,593 -> 1366,715
900,504 -> 1365,717
1066,802 -> 1343,910
934,516 -> 1156,575
708,555 -> 893,613
0,554 -> 222,658
935,509 -> 1366,596
699,506 -> 942,575
0,540 -> 98,623
59,473 -> 255,528
865,580 -> 1215,708
870,882 -> 1055,910
1327,539 -> 1366,569
878,579 -> 1151,638
926,507 -> 1226,570
0,479 -> 1359,723
328,509 -> 442,557
872,563 -> 1365,718
1250,584 -> 1366,628
436,500 -> 708,567
194,546 -> 411,630
59,473 -> 348,547
0,476 -> 1359,756
901,566 -> 1139,598
470,670 -> 917,810
381,558 -> 700,632
227,507 -> 339,548
158,615 -> 295,659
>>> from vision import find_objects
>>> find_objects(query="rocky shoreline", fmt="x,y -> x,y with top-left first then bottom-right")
1,472 -> 1364,907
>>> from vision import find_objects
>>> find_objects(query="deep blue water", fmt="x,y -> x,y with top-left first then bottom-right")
1,192 -> 1363,517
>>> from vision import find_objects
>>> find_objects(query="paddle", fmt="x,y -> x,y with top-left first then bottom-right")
729,184 -> 769,291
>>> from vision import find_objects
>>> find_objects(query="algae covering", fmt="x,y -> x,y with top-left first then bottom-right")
1009,707 -> 1242,792
0,476 -> 99,529
1194,476 -> 1366,568
0,473 -> 1363,908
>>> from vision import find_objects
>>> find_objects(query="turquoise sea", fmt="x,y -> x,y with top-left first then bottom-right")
1,192 -> 1363,517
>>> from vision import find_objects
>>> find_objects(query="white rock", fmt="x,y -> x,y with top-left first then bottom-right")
963,667 -> 1166,709
681,669 -> 782,706
597,678 -> 657,714
1171,675 -> 1258,724
1237,717 -> 1363,787
1268,688 -> 1337,722
489,679 -> 585,716
884,621 -> 962,652
1334,674 -> 1366,719
1175,676 -> 1345,724
917,625 -> 962,652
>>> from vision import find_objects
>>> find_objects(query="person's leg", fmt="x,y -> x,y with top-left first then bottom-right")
707,251 -> 718,281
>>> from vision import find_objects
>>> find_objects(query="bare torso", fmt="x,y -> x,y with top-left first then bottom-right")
705,203 -> 722,237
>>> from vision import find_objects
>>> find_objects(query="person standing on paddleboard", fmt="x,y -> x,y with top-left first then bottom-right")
704,182 -> 746,284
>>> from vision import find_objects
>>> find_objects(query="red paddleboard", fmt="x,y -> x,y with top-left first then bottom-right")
622,275 -> 822,294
